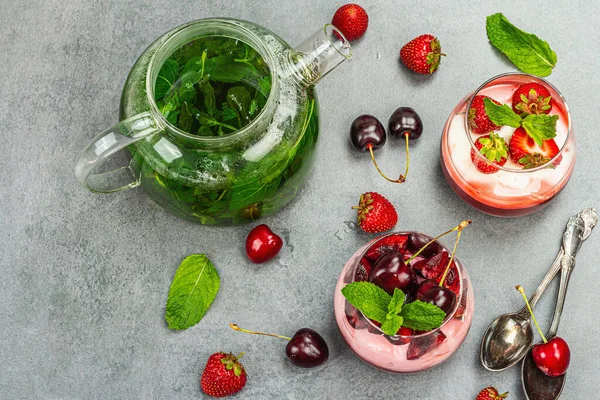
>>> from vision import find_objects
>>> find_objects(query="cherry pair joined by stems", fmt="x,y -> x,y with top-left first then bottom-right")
230,324 -> 329,368
350,107 -> 423,184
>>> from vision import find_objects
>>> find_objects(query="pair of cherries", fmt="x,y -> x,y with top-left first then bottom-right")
350,107 -> 423,184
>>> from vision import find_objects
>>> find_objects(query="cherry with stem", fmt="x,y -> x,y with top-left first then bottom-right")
230,323 -> 329,368
516,285 -> 571,377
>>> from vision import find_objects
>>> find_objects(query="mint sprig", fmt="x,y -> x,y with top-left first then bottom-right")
483,98 -> 558,147
341,282 -> 446,336
486,13 -> 557,77
400,301 -> 446,331
522,114 -> 559,147
484,98 -> 522,128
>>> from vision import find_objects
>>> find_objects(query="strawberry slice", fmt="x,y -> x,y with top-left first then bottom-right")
509,127 -> 561,168
385,326 -> 414,346
470,133 -> 508,174
364,234 -> 408,262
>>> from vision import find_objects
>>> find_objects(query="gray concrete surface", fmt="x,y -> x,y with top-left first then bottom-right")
1,0 -> 599,398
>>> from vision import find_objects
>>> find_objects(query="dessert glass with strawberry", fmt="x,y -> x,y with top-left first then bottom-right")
441,73 -> 575,217
333,223 -> 474,373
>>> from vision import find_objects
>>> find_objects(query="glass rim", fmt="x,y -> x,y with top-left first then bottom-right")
353,231 -> 465,340
464,72 -> 572,173
145,18 -> 279,144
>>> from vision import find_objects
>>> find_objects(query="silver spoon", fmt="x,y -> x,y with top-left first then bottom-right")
480,208 -> 597,371
522,208 -> 597,400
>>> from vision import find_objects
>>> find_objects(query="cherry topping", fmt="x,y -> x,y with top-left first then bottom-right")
369,251 -> 416,295
417,285 -> 457,314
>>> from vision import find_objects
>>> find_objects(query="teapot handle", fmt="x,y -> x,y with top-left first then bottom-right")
74,112 -> 159,193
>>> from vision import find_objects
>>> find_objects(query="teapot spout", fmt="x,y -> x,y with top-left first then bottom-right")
288,24 -> 352,86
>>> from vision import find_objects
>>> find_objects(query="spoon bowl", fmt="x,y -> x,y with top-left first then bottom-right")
480,312 -> 534,371
522,350 -> 565,400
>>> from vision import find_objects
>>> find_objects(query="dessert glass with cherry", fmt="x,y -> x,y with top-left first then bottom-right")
333,229 -> 474,373
440,73 -> 575,217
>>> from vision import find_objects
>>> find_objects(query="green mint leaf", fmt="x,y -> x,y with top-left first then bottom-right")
165,254 -> 220,330
381,315 -> 404,336
522,114 -> 558,147
486,13 -> 557,77
484,97 -> 522,128
400,300 -> 446,331
341,282 -> 392,324
387,288 -> 405,316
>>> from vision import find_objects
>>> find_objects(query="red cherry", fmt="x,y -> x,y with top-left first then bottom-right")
245,224 -> 283,263
531,337 -> 571,377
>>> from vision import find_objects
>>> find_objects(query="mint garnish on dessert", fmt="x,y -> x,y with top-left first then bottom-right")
486,13 -> 557,77
521,114 -> 559,147
165,254 -> 220,330
483,98 -> 521,128
341,282 -> 446,336
484,98 -> 558,147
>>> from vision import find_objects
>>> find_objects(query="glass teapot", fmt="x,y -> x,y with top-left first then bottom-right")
75,18 -> 351,225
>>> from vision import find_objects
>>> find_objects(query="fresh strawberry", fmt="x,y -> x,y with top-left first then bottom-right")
508,127 -> 560,168
201,352 -> 247,398
512,82 -> 552,115
364,234 -> 408,261
470,133 -> 508,174
353,192 -> 398,233
400,34 -> 444,74
468,95 -> 501,135
475,386 -> 509,400
331,4 -> 369,41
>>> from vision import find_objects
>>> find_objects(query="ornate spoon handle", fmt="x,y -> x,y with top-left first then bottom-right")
546,208 -> 597,339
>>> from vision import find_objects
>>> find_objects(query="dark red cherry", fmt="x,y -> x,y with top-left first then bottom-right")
388,107 -> 423,140
416,279 -> 439,297
369,251 -> 416,295
285,328 -> 329,368
417,286 -> 456,314
350,115 -> 386,152
408,233 -> 442,258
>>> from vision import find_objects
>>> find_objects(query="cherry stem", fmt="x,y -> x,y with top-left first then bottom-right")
516,285 -> 547,343
230,323 -> 291,341
403,133 -> 410,180
367,144 -> 406,184
404,220 -> 472,266
439,228 -> 463,287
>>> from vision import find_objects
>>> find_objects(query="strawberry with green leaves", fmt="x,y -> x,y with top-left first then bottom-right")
470,133 -> 509,174
400,34 -> 444,74
512,83 -> 552,116
201,352 -> 247,398
353,192 -> 398,233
